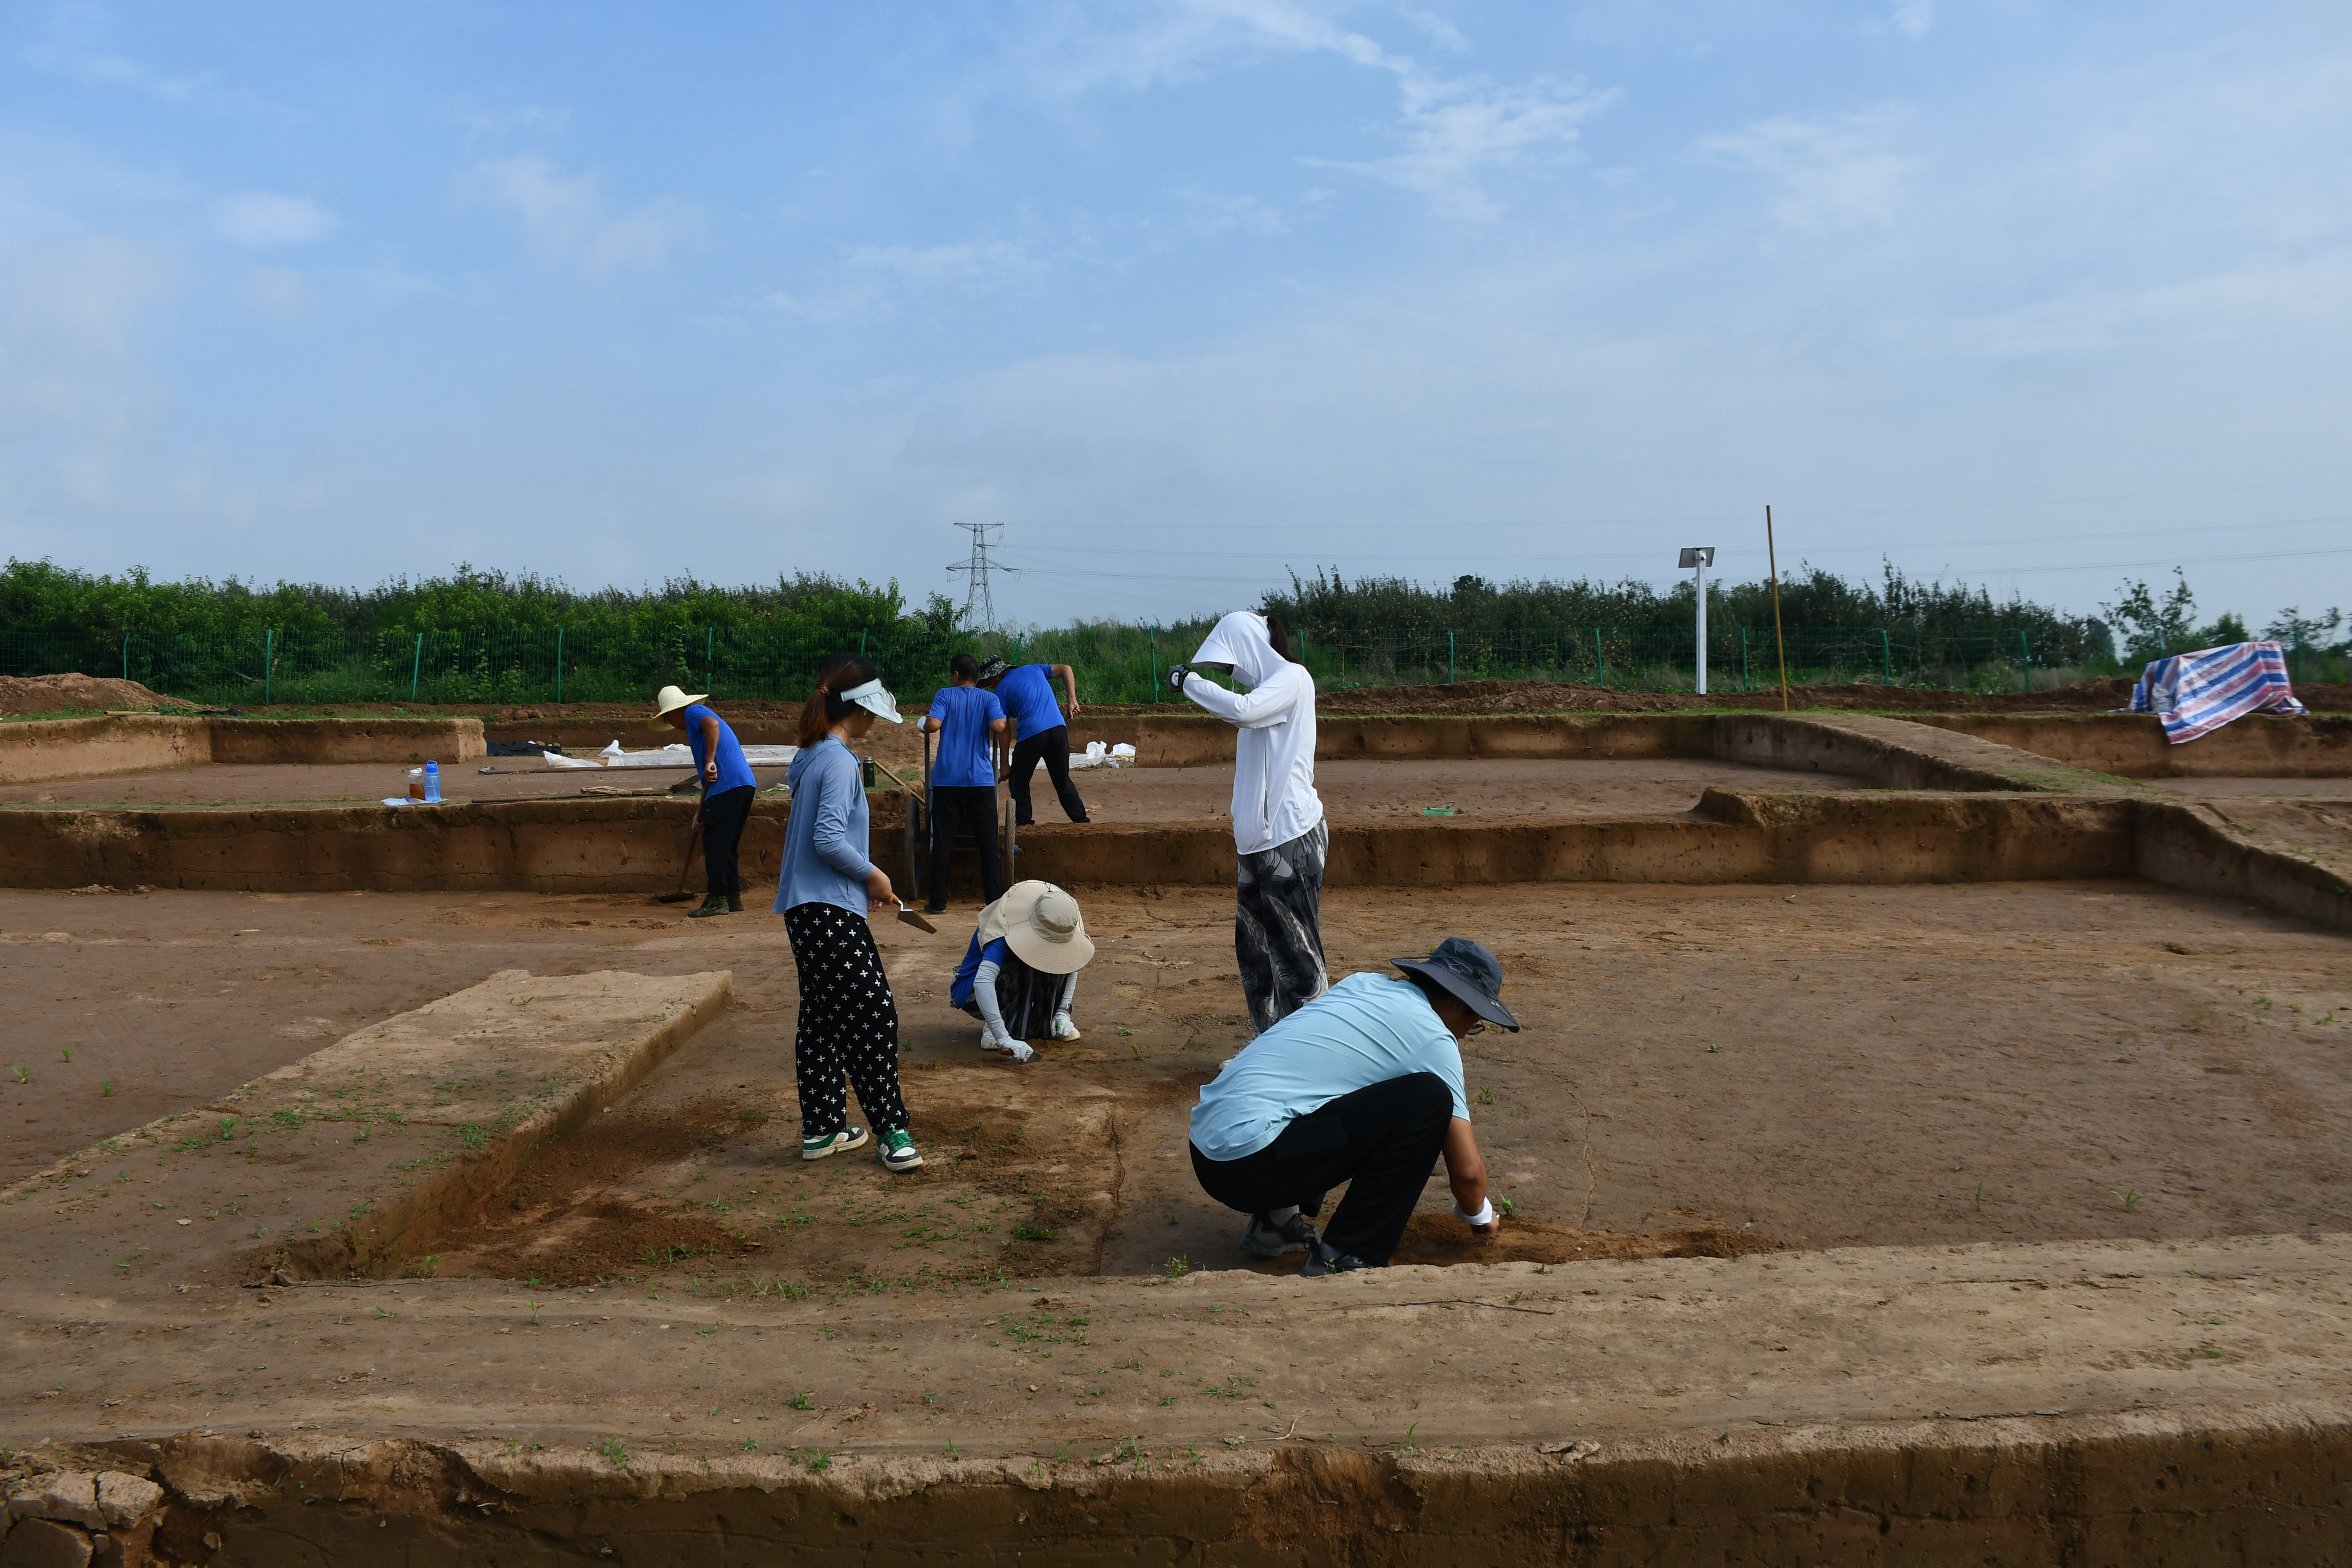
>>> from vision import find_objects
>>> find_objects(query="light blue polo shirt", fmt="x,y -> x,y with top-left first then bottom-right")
1188,973 -> 1469,1161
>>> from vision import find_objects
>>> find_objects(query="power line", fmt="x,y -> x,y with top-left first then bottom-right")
947,521 -> 1018,631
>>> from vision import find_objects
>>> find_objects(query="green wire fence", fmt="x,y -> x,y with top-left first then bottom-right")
2,623 -> 2338,710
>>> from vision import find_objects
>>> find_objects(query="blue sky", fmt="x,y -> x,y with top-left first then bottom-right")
2,1 -> 2348,630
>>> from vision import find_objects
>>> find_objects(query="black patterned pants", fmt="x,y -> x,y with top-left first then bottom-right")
782,902 -> 910,1138
1234,818 -> 1329,1034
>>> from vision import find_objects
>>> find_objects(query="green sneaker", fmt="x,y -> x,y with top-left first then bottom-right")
877,1128 -> 923,1173
802,1126 -> 868,1161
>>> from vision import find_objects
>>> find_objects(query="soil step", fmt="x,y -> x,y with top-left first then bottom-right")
0,968 -> 730,1287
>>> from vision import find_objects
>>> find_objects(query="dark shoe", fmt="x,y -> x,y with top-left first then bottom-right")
1300,1241 -> 1373,1278
1240,1210 -> 1318,1258
921,904 -> 948,917
686,895 -> 729,918
725,894 -> 743,912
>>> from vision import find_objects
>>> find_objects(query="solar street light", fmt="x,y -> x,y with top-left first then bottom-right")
1679,547 -> 1716,694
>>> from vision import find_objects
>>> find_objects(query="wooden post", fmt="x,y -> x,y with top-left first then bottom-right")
1766,506 -> 1790,712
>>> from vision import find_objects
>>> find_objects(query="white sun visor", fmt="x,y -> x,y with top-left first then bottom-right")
838,677 -> 903,724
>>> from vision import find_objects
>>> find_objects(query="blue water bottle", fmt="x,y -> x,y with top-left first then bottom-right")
425,760 -> 441,803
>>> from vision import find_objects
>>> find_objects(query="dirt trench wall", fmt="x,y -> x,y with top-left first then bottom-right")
0,714 -> 212,785
0,714 -> 486,782
1908,711 -> 2352,778
206,716 -> 487,765
0,792 -> 915,895
2136,799 -> 2352,933
85,1421 -> 2352,1567
0,799 -> 768,894
987,793 -> 2139,889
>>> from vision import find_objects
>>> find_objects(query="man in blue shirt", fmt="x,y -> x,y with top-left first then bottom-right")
920,653 -> 1010,914
1189,937 -> 1518,1275
653,683 -> 758,919
975,656 -> 1090,827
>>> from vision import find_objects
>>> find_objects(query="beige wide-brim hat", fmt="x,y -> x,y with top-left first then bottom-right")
650,684 -> 708,730
999,881 -> 1094,974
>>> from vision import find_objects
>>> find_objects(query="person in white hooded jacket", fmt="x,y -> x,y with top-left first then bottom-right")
1168,611 -> 1328,1036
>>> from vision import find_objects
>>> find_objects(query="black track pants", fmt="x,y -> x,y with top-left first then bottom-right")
1007,724 -> 1089,825
926,784 -> 1004,906
698,784 -> 755,898
1190,1072 -> 1454,1265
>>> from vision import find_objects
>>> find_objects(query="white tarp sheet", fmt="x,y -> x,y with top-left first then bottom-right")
539,740 -> 798,770
1023,741 -> 1135,772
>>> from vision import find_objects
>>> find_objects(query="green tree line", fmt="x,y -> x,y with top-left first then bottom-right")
4,555 -> 2341,669
0,559 -> 960,641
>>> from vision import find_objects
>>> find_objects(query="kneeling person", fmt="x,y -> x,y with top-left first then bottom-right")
952,881 -> 1093,1062
1188,937 -> 1517,1275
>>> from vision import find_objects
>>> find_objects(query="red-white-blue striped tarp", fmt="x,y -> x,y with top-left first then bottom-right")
2128,640 -> 2307,743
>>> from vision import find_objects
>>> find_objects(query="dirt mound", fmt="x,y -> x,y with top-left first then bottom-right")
0,672 -> 185,717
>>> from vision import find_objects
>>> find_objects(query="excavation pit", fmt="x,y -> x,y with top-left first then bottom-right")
5,701 -> 2350,1561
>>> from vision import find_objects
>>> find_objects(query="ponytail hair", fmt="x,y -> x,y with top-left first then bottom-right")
798,652 -> 882,748
1264,613 -> 1298,664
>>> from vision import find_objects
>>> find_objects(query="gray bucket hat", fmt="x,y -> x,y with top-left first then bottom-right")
1392,936 -> 1519,1031
973,656 -> 1010,685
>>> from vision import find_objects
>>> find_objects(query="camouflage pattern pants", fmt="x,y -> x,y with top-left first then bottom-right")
1234,819 -> 1329,1034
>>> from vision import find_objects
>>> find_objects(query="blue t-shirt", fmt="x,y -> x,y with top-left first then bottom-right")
681,703 -> 755,794
1188,973 -> 1469,1161
950,934 -> 1012,1009
928,685 -> 1004,788
993,664 -> 1064,743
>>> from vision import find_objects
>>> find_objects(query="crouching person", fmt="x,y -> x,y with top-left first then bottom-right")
952,881 -> 1092,1062
1187,938 -> 1518,1275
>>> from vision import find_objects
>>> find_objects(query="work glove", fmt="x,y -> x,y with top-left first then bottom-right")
1166,663 -> 1195,694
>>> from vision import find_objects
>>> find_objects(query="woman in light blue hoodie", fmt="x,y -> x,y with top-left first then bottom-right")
778,653 -> 923,1173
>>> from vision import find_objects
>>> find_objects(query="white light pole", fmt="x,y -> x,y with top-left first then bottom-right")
1679,547 -> 1715,694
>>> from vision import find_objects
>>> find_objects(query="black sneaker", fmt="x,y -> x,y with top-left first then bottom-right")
1240,1211 -> 1319,1258
686,896 -> 729,919
921,904 -> 948,917
1300,1242 -> 1373,1278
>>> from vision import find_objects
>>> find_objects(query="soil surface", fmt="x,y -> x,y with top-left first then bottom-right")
3,756 -> 1866,821
0,673 -> 184,717
2145,776 -> 2352,799
9,882 -> 2348,1292
1026,757 -> 1865,825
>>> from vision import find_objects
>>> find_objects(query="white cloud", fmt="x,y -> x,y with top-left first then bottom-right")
214,191 -> 335,248
453,155 -> 701,275
447,102 -> 573,140
1699,105 -> 1917,231
22,3 -> 261,110
1971,252 -> 2352,357
1000,1 -> 1612,217
762,240 -> 1045,321
1888,1 -> 1936,40
1317,72 -> 1615,219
